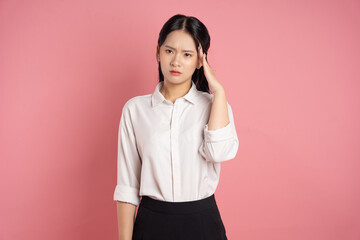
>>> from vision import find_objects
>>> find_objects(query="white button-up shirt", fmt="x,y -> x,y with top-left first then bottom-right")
113,80 -> 239,206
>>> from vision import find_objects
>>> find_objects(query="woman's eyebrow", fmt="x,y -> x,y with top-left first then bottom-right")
164,45 -> 195,53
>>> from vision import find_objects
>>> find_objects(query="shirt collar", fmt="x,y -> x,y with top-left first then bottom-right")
151,80 -> 198,107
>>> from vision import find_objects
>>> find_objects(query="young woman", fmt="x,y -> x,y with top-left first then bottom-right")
114,14 -> 239,240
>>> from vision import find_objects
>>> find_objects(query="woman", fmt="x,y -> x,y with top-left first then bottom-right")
114,14 -> 239,240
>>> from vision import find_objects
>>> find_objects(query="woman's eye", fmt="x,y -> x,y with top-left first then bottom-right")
165,49 -> 172,53
185,53 -> 192,57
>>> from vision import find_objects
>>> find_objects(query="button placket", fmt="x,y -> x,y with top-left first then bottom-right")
176,101 -> 184,200
171,102 -> 179,201
172,100 -> 182,201
170,105 -> 175,201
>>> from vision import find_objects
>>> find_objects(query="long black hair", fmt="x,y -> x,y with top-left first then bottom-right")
156,14 -> 211,93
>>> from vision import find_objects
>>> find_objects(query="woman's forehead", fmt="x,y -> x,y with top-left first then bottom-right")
163,31 -> 197,50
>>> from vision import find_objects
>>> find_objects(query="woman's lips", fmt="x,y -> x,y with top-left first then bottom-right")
170,71 -> 181,76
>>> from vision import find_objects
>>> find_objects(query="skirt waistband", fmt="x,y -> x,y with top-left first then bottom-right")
139,194 -> 217,214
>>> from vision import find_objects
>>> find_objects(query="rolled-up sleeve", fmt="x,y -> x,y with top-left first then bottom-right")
113,102 -> 141,206
198,102 -> 239,163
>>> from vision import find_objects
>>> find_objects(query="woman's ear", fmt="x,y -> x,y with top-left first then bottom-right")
196,59 -> 202,69
196,43 -> 203,69
196,49 -> 203,69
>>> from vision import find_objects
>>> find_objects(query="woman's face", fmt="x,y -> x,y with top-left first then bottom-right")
157,30 -> 201,85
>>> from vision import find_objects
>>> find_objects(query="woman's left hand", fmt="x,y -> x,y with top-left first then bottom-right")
197,44 -> 224,94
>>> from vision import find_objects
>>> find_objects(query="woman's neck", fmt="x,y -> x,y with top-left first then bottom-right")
160,80 -> 192,103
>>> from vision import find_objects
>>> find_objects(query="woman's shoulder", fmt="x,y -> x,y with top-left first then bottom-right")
122,93 -> 152,110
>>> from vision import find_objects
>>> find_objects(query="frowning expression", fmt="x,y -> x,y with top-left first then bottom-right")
157,30 -> 201,84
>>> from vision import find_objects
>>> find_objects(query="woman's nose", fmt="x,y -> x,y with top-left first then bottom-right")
170,53 -> 180,66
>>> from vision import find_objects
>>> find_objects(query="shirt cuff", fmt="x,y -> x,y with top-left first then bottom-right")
113,185 -> 140,206
204,121 -> 235,142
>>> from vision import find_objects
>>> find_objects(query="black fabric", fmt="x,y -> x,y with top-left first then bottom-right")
132,194 -> 228,240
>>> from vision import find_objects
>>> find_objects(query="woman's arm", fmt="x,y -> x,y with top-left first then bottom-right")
116,201 -> 137,240
196,45 -> 239,163
114,101 -> 142,239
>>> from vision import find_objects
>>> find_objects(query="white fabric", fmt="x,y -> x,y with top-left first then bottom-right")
113,80 -> 239,206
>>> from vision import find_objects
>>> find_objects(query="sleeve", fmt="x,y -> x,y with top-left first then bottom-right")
113,102 -> 142,206
198,101 -> 239,163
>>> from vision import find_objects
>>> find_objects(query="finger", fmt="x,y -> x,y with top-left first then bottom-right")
203,53 -> 213,70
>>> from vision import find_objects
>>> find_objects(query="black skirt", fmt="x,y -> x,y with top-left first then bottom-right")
132,193 -> 228,240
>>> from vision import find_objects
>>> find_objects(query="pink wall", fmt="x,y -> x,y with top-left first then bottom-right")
1,0 -> 359,239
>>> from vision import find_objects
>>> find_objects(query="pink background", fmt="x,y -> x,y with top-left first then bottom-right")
1,0 -> 359,239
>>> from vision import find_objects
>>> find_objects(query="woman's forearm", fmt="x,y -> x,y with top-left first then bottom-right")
208,89 -> 229,130
116,201 -> 137,240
